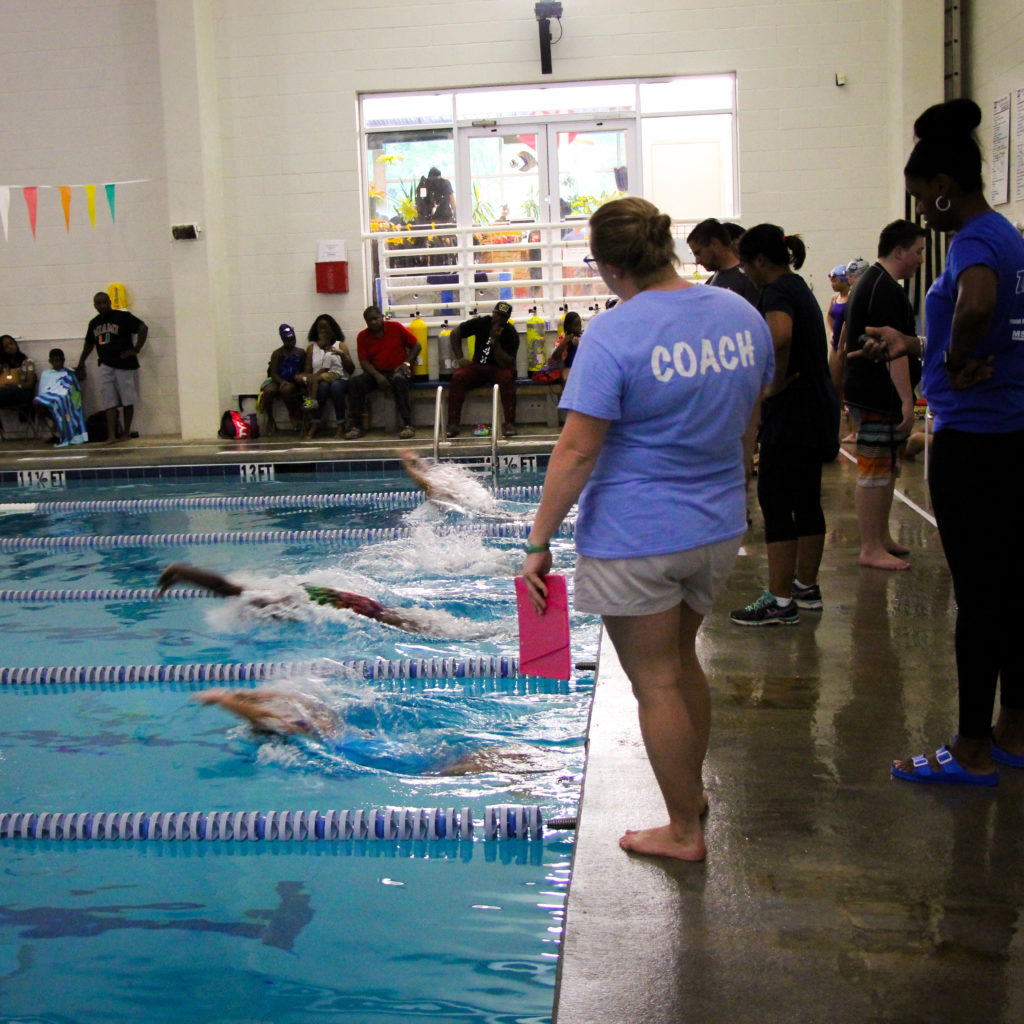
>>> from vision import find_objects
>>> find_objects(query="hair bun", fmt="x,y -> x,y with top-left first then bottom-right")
914,98 -> 982,142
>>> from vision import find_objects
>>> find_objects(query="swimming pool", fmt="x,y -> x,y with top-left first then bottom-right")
0,459 -> 594,1023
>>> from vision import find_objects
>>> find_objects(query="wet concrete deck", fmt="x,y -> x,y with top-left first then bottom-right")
553,452 -> 1024,1024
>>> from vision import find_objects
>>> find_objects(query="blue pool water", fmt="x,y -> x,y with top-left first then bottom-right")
0,461 -> 593,1023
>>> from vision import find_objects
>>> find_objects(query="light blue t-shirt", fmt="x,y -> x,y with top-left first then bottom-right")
922,210 -> 1024,432
560,286 -> 774,559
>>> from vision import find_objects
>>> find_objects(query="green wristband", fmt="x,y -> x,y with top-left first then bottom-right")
524,542 -> 550,554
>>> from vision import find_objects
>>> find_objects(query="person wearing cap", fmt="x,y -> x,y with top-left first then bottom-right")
825,264 -> 850,353
445,301 -> 520,437
686,218 -> 759,305
844,256 -> 869,287
257,323 -> 304,434
346,305 -> 421,440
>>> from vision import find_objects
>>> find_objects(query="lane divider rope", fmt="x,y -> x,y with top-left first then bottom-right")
0,486 -> 544,515
0,804 -> 544,842
0,655 -> 525,687
0,520 -> 572,551
0,588 -> 209,602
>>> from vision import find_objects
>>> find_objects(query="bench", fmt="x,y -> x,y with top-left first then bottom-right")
243,377 -> 563,436
407,377 -> 563,429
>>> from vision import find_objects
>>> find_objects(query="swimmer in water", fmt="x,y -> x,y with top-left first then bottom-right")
156,562 -> 431,633
193,688 -> 339,737
398,449 -> 498,513
194,686 -> 560,776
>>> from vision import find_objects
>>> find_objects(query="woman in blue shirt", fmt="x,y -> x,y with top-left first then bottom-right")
860,99 -> 1024,785
520,198 -> 774,861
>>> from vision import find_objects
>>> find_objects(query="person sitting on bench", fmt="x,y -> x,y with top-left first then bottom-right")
446,301 -> 519,438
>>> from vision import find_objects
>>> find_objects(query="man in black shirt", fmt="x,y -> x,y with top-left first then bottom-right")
77,291 -> 148,443
843,219 -> 925,570
445,301 -> 520,437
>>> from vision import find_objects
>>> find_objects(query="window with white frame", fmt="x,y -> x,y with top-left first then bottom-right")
360,76 -> 737,330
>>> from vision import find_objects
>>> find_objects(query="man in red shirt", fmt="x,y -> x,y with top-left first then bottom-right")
346,305 -> 421,439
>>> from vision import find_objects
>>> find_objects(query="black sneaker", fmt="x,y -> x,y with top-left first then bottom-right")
791,580 -> 823,610
730,591 -> 800,627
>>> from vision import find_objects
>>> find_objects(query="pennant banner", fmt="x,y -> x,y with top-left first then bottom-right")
23,187 -> 37,239
0,179 -> 146,239
84,184 -> 96,228
59,186 -> 72,231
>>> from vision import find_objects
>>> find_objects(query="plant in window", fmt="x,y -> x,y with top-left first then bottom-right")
521,186 -> 540,221
472,184 -> 496,225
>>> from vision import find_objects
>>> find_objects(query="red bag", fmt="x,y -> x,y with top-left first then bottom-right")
532,369 -> 563,383
218,410 -> 259,439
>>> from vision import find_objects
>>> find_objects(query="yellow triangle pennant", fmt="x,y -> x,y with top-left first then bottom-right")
84,184 -> 97,228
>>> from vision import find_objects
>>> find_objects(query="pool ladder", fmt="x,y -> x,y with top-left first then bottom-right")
433,384 -> 503,477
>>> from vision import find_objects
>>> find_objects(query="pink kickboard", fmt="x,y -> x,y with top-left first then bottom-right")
514,574 -> 571,680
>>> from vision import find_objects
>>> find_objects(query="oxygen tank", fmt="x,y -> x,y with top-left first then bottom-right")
437,320 -> 455,380
526,307 -> 547,377
409,311 -> 429,379
556,304 -> 568,335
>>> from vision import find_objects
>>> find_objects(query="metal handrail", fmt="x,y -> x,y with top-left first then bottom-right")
491,383 -> 500,484
433,385 -> 445,461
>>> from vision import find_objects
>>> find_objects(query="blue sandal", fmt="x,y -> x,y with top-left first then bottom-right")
891,745 -> 999,787
990,738 -> 1024,768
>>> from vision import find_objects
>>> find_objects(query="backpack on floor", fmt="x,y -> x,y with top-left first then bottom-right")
85,411 -> 123,443
218,410 -> 259,440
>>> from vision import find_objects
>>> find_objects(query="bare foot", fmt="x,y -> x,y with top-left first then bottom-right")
304,424 -> 318,441
619,824 -> 706,862
859,550 -> 910,571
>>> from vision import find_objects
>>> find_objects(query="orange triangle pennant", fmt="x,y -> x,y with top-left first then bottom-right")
59,186 -> 72,231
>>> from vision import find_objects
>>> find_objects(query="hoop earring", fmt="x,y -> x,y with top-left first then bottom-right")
935,195 -> 951,212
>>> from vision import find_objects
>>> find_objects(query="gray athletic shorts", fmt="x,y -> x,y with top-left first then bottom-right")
98,364 -> 139,409
573,535 -> 743,618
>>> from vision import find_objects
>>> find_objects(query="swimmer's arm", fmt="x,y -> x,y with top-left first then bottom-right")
157,562 -> 244,598
398,449 -> 433,494
376,608 -> 428,634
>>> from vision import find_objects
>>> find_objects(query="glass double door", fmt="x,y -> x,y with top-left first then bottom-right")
460,121 -> 633,228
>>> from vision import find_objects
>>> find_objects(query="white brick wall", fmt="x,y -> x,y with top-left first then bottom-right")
966,0 -> 1024,227
1,0 -> 1017,438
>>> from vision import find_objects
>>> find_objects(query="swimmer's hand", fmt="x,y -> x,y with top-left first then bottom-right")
521,550 -> 553,614
156,563 -> 186,596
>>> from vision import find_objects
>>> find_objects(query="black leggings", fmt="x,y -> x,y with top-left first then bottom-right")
929,428 -> 1024,738
757,443 -> 826,544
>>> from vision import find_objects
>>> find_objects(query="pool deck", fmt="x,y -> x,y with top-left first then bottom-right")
4,432 -> 1023,1023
